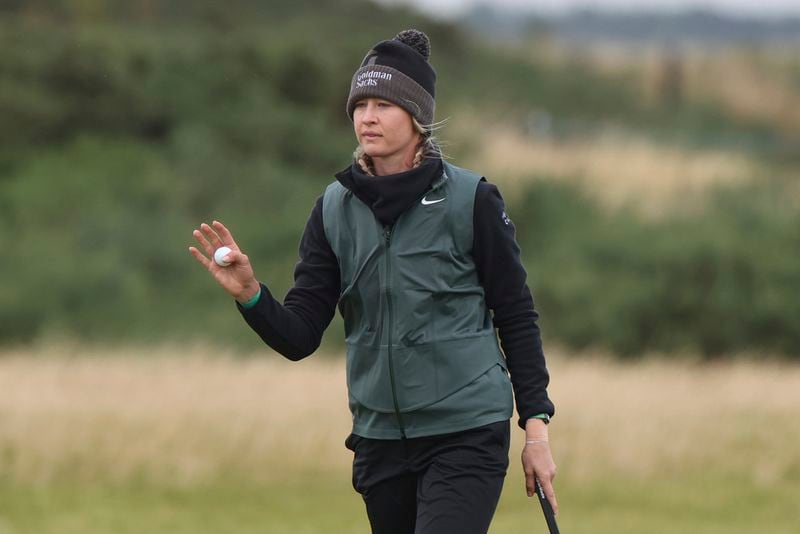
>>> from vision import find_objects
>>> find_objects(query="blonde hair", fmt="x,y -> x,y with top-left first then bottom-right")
354,116 -> 447,177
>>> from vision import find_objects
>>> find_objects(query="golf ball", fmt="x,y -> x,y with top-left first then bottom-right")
214,246 -> 233,267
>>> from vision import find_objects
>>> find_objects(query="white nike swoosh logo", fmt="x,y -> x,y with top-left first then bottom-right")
421,196 -> 446,205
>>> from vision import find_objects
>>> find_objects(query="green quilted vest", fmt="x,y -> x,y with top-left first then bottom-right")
322,161 -> 507,437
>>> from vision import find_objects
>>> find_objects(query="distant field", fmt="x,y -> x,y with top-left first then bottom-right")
452,113 -> 760,217
545,43 -> 800,135
450,43 -> 800,219
1,344 -> 798,533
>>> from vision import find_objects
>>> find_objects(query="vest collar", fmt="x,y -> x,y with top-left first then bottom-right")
334,156 -> 444,226
429,161 -> 451,192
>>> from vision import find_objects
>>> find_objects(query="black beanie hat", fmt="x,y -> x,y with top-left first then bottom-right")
346,29 -> 436,126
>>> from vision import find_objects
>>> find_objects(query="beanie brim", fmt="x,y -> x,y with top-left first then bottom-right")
346,65 -> 435,126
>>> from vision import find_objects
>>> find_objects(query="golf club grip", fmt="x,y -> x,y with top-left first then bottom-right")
535,479 -> 560,534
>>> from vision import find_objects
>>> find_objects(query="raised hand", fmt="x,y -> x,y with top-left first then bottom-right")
188,220 -> 260,303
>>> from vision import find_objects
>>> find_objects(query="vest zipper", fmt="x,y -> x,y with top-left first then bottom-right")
383,225 -> 407,439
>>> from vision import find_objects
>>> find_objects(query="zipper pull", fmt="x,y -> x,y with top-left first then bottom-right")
384,226 -> 392,247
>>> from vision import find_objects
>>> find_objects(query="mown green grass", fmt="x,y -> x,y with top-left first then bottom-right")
496,471 -> 800,533
2,471 -> 798,533
0,478 -> 364,534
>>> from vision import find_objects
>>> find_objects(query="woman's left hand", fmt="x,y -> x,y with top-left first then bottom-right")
521,419 -> 558,514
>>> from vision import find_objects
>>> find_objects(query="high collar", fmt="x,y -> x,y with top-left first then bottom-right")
334,157 -> 444,227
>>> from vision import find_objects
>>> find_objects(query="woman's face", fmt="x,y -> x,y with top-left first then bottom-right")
353,98 -> 420,161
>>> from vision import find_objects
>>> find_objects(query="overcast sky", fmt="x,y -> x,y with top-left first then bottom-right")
378,0 -> 800,18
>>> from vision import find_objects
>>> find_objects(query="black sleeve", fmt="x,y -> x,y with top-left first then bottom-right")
473,180 -> 555,429
236,195 -> 341,360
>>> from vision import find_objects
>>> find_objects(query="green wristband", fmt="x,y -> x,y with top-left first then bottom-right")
529,413 -> 551,424
239,287 -> 262,309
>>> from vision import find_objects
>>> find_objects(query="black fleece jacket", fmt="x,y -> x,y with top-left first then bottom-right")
237,157 -> 555,428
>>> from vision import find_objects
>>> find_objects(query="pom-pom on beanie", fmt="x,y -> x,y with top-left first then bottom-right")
346,29 -> 436,126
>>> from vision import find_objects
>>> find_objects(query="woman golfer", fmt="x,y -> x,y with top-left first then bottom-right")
189,29 -> 557,534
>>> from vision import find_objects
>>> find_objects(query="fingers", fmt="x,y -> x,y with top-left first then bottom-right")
540,476 -> 559,515
194,221 -> 238,258
525,471 -> 535,498
190,221 -> 248,268
188,246 -> 211,269
193,228 -> 215,257
527,472 -> 559,515
212,220 -> 239,249
224,249 -> 247,266
200,222 -> 224,249
193,220 -> 230,255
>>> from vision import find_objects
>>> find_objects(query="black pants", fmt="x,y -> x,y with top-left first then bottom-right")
345,421 -> 510,534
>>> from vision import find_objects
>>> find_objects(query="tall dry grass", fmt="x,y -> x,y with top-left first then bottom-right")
555,42 -> 800,135
452,116 -> 758,216
462,42 -> 798,216
549,354 -> 800,486
661,47 -> 800,136
0,344 -> 353,486
1,345 -> 798,488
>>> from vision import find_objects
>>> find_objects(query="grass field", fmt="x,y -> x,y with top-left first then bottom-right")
1,344 -> 798,533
